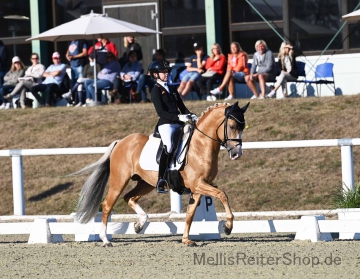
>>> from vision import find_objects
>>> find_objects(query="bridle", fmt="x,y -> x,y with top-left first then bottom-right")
191,112 -> 244,153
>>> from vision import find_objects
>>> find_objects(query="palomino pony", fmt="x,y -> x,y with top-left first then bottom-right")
73,101 -> 249,246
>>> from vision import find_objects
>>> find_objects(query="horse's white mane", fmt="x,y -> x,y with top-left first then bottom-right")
199,102 -> 230,119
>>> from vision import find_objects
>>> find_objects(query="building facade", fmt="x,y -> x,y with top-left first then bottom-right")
0,0 -> 359,95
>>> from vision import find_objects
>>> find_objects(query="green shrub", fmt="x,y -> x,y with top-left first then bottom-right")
330,182 -> 360,209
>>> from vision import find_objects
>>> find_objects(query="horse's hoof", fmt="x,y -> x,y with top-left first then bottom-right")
134,223 -> 142,234
103,242 -> 113,247
182,240 -> 197,247
223,223 -> 232,235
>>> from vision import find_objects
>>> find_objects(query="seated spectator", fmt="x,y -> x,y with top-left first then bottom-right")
119,36 -> 143,68
0,56 -> 25,109
134,48 -> 168,103
267,41 -> 298,99
111,50 -> 142,103
3,53 -> 45,109
196,43 -> 226,101
210,42 -> 249,101
85,51 -> 120,103
62,51 -> 102,107
29,52 -> 66,107
177,42 -> 208,98
88,38 -> 118,67
245,40 -> 276,99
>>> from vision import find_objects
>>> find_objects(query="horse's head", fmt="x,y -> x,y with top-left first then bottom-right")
223,101 -> 250,160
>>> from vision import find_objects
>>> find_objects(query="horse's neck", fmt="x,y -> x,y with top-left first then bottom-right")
191,108 -> 224,154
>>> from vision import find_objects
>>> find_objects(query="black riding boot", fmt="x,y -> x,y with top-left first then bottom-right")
156,146 -> 172,194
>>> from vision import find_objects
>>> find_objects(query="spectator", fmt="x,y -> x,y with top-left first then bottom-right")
177,42 -> 208,98
111,50 -> 142,103
29,52 -> 66,107
210,42 -> 249,101
62,51 -> 101,107
0,56 -> 25,109
267,41 -> 298,99
85,51 -> 120,103
196,43 -> 226,100
3,53 -> 45,109
133,48 -> 168,103
88,38 -> 118,67
0,40 -> 8,88
66,39 -> 88,86
119,36 -> 143,68
245,39 -> 276,99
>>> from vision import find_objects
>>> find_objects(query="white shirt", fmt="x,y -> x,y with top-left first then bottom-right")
157,80 -> 169,93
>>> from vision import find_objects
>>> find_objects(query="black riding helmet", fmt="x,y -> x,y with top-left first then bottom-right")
148,60 -> 172,79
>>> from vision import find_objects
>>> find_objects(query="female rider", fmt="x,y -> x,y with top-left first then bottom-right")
148,60 -> 197,194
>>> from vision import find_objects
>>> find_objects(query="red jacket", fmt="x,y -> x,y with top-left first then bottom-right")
205,54 -> 226,75
227,52 -> 249,74
88,40 -> 119,58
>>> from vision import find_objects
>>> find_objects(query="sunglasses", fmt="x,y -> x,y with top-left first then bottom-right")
14,62 -> 20,64
53,57 -> 60,60
31,57 -> 39,60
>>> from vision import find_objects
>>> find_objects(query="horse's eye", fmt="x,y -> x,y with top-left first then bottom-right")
229,125 -> 236,130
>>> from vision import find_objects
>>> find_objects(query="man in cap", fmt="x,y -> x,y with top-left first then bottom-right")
30,52 -> 67,107
177,41 -> 208,98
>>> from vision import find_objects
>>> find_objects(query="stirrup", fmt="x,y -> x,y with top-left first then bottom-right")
156,179 -> 168,194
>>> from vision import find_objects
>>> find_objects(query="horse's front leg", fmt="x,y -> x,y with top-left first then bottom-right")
195,180 -> 234,235
182,193 -> 202,246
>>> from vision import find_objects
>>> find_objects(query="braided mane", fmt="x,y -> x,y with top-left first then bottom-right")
198,102 -> 230,119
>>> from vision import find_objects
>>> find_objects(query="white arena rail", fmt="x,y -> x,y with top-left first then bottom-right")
0,138 -> 359,216
1,216 -> 360,244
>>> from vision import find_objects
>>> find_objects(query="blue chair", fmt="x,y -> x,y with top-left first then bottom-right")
303,62 -> 335,97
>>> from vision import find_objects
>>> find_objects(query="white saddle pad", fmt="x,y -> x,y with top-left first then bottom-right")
139,124 -> 192,171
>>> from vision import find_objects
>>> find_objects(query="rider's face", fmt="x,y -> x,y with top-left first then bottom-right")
157,70 -> 169,81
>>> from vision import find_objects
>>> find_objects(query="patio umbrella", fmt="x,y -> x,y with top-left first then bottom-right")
26,11 -> 160,104
342,9 -> 360,21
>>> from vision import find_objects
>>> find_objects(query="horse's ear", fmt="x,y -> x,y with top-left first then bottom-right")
240,102 -> 250,113
225,102 -> 235,115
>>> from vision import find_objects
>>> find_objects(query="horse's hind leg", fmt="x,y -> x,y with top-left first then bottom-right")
124,180 -> 154,233
100,172 -> 131,247
182,193 -> 202,246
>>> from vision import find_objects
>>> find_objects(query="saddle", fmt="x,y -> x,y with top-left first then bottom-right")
154,124 -> 184,166
139,123 -> 193,195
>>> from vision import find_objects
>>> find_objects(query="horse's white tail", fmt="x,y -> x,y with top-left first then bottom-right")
73,140 -> 118,224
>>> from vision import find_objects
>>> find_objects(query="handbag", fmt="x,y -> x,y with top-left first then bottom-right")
202,70 -> 217,77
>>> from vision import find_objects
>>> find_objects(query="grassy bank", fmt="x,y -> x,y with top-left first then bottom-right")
1,95 -> 360,215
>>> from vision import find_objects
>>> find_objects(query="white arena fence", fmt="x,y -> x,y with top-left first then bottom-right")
1,213 -> 360,244
0,137 -> 360,244
0,138 -> 359,216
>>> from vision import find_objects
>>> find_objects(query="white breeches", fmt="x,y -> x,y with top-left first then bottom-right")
158,123 -> 181,153
275,73 -> 297,94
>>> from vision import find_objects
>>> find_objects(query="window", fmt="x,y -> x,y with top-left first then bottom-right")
347,0 -> 360,49
161,0 -> 206,59
349,24 -> 360,48
162,0 -> 205,28
289,0 -> 342,51
163,33 -> 207,60
232,29 -> 284,55
230,0 -> 283,23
